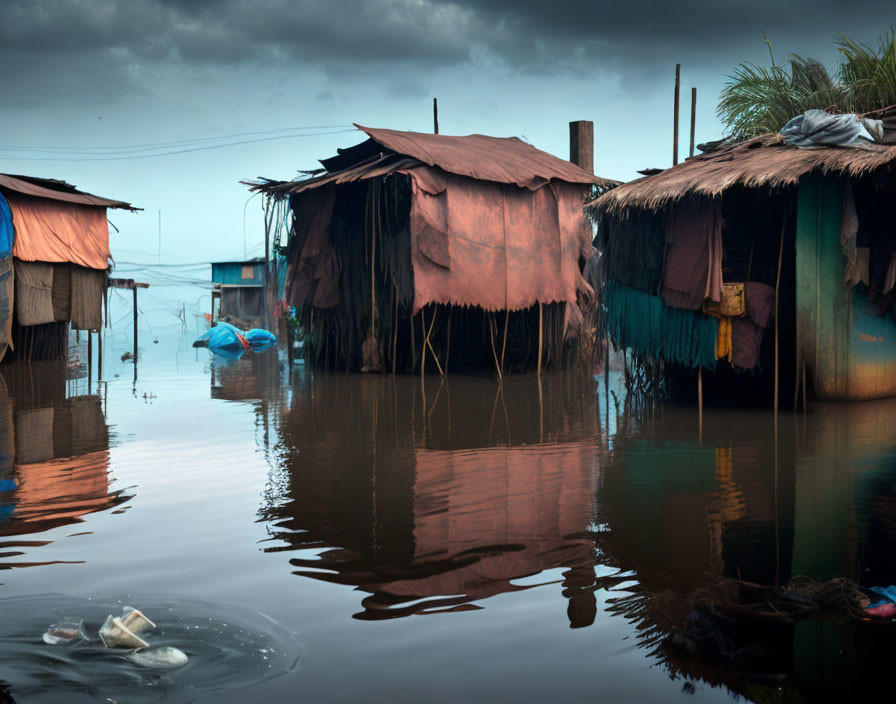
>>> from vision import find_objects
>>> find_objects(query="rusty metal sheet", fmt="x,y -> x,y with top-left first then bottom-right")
358,124 -> 608,190
404,168 -> 593,313
0,173 -> 135,210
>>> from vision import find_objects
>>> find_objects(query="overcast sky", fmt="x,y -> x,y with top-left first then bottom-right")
0,0 -> 892,274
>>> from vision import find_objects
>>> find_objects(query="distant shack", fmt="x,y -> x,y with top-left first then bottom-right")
246,124 -> 616,375
588,132 -> 896,402
210,257 -> 286,328
0,173 -> 136,363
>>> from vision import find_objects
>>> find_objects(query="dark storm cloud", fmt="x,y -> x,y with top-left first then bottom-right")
0,0 -> 890,104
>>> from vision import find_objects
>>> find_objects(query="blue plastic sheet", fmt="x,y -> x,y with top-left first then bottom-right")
0,193 -> 14,256
193,323 -> 277,360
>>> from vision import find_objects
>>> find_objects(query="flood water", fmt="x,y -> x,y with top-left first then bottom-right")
1,330 -> 896,703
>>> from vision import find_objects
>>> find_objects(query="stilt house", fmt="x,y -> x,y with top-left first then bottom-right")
588,133 -> 896,401
0,174 -> 136,362
247,125 -> 616,374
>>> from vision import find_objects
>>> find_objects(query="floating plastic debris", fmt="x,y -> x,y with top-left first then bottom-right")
41,621 -> 88,645
128,646 -> 189,669
99,614 -> 149,649
121,606 -> 155,635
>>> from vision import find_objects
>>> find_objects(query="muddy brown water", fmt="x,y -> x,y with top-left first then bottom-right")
0,333 -> 895,702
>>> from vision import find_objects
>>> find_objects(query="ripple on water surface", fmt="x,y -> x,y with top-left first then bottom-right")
0,594 -> 302,703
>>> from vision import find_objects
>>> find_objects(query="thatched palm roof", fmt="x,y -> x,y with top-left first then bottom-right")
590,133 -> 896,215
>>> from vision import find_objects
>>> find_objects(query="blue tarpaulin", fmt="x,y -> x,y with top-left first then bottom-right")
193,322 -> 277,361
0,193 -> 14,256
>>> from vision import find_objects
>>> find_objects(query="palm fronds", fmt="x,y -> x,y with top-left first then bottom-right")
718,31 -> 896,138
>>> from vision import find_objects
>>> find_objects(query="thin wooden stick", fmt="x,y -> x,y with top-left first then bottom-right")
488,312 -> 503,382
392,288 -> 398,375
500,309 -> 509,372
420,310 -> 426,379
445,306 -> 452,374
698,368 -> 703,442
537,302 -> 543,377
424,308 -> 443,376
774,218 -> 785,418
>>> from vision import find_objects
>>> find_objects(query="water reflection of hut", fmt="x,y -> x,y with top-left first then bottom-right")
0,173 -> 136,362
0,365 -> 125,550
247,126 -> 617,374
588,136 -> 896,401
264,374 -> 602,623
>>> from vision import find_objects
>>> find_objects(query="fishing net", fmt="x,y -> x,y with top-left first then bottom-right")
603,280 -> 718,370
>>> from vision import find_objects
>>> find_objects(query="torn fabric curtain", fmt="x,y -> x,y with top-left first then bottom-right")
731,282 -> 776,370
14,260 -> 55,326
6,193 -> 110,270
604,280 -> 718,371
52,263 -> 71,322
662,198 -> 722,311
404,167 -> 593,314
70,265 -> 105,331
285,186 -> 339,308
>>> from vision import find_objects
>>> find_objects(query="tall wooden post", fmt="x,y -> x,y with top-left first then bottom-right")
569,121 -> 594,174
87,331 -> 93,387
98,326 -> 102,380
132,286 -> 138,361
433,98 -> 439,134
673,64 -> 681,165
689,86 -> 697,158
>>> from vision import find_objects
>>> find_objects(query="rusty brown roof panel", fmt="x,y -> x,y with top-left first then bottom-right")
0,173 -> 137,210
356,124 -> 613,189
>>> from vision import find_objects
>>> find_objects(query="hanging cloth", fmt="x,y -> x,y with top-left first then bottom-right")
662,198 -> 723,310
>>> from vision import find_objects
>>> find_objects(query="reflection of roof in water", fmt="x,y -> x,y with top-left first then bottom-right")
263,372 -> 604,622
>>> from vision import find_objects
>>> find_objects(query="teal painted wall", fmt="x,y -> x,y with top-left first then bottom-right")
796,175 -> 896,400
211,259 -> 287,297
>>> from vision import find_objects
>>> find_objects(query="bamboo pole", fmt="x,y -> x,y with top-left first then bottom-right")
98,326 -> 102,380
88,331 -> 93,387
537,302 -> 544,377
433,98 -> 439,134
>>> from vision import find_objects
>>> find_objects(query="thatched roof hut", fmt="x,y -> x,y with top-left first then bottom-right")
587,135 -> 896,402
248,125 -> 617,374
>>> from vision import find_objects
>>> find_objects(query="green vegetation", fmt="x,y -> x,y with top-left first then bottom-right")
718,31 -> 896,139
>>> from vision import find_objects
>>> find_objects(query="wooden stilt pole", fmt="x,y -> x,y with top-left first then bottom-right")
424,308 -> 443,376
537,302 -> 543,377
88,331 -> 93,387
132,287 -> 138,361
420,311 -> 426,380
774,219 -> 785,418
392,289 -> 398,375
500,309 -> 509,373
698,368 -> 703,441
445,306 -> 452,374
488,313 -> 503,382
98,326 -> 102,381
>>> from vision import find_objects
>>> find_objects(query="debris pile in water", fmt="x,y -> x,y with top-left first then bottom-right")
44,606 -> 188,669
